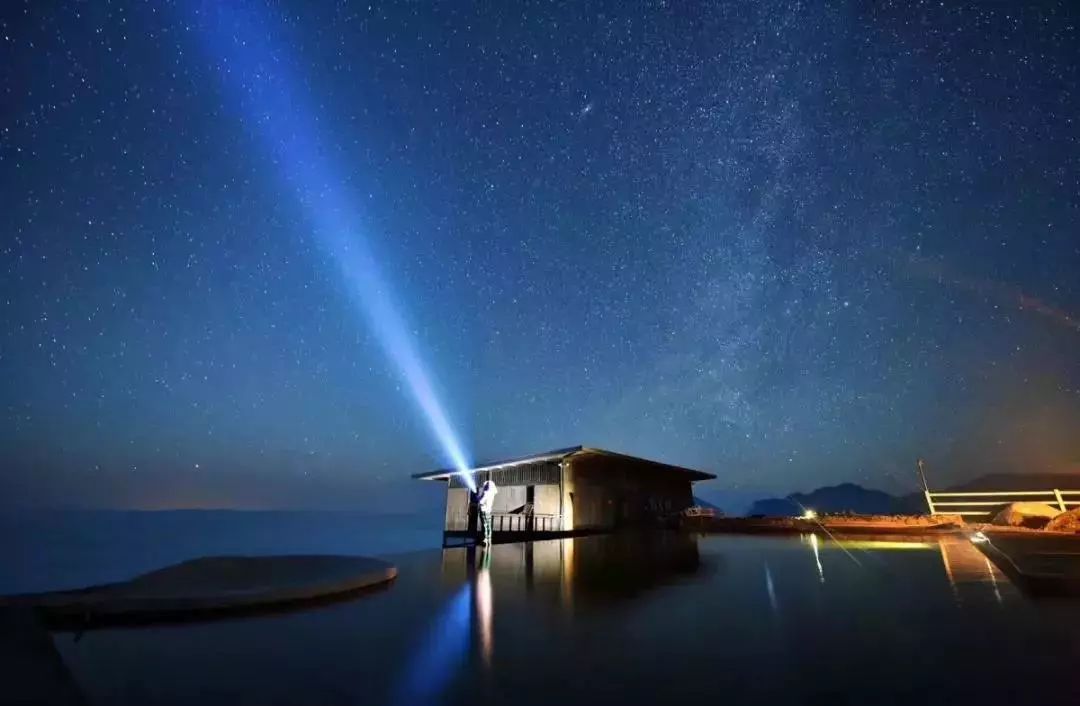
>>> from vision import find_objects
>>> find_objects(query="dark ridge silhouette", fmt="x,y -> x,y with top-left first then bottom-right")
746,473 -> 1080,517
748,483 -> 903,517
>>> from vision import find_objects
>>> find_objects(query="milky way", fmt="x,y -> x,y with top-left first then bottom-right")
1,1 -> 1077,508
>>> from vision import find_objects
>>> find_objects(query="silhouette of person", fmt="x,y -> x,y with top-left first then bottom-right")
476,479 -> 498,546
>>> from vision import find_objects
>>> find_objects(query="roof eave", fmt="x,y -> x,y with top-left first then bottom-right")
412,446 -> 582,481
570,447 -> 716,482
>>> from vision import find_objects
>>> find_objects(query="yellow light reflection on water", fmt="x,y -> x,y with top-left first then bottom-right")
560,537 -> 574,612
939,538 -> 1009,603
810,533 -> 825,583
830,540 -> 937,551
476,558 -> 493,668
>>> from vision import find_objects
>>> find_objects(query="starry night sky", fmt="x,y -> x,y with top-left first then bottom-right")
2,1 -> 1078,510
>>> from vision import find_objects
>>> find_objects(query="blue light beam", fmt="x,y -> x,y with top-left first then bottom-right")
395,581 -> 473,704
184,2 -> 473,485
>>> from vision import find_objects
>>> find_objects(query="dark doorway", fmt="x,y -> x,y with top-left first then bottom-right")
526,485 -> 535,532
467,492 -> 477,535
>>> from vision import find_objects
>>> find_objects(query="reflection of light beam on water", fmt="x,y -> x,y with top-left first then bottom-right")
985,556 -> 1003,604
764,564 -> 779,616
939,540 -> 963,604
795,502 -> 861,568
395,582 -> 472,704
476,556 -> 493,667
182,2 -> 473,488
940,538 -> 1009,605
809,533 -> 825,583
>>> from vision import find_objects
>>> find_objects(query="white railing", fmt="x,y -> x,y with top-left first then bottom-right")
447,512 -> 563,533
490,512 -> 561,533
925,489 -> 1080,517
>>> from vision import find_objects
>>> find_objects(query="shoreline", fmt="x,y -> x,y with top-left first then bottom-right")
683,513 -> 965,536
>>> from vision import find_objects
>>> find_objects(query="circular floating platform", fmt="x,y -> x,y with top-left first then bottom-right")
1,555 -> 397,627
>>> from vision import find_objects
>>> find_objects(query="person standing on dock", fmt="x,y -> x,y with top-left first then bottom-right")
476,480 -> 498,546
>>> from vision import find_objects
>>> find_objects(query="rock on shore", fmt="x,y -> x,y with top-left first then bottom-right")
991,502 -> 1061,529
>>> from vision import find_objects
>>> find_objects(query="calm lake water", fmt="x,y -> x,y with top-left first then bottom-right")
1,510 -> 444,594
45,532 -> 1080,705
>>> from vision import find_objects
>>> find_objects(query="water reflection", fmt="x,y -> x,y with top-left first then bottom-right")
50,532 -> 1080,706
833,539 -> 936,551
394,580 -> 472,704
805,533 -> 1011,605
442,531 -> 701,612
475,548 -> 493,668
764,564 -> 779,618
414,532 -> 701,699
938,537 -> 1008,604
809,533 -> 825,583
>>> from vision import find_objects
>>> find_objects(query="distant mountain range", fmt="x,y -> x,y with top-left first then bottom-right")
748,483 -> 910,516
744,473 -> 1080,517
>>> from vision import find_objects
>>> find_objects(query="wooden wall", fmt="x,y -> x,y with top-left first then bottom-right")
442,464 -> 564,531
441,454 -> 697,533
564,454 -> 694,531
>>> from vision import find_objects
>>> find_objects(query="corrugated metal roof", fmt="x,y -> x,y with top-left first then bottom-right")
412,445 -> 715,482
